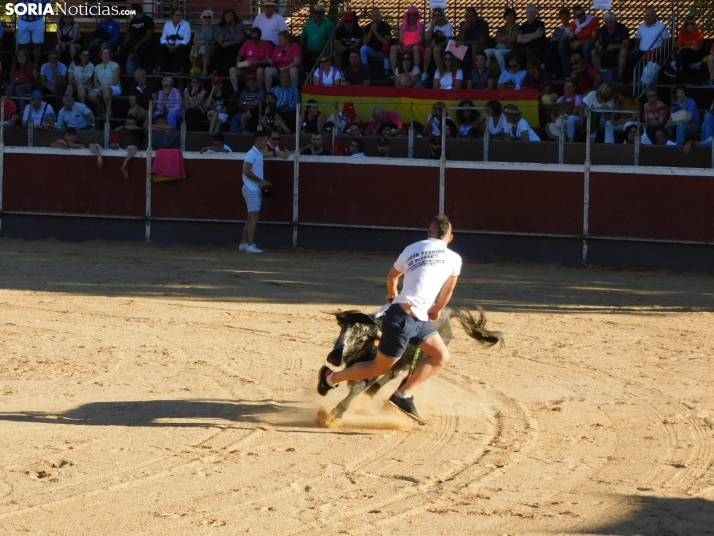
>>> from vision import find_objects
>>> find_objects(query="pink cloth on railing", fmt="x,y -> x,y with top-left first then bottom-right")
151,148 -> 186,182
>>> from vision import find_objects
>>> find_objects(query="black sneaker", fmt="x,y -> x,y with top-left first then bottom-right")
317,366 -> 337,396
389,393 -> 423,424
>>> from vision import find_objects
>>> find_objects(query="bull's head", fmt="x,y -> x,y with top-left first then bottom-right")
323,310 -> 382,367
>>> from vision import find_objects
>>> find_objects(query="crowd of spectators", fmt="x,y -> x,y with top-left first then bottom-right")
2,2 -> 714,151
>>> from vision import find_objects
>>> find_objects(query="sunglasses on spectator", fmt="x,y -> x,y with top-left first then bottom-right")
686,22 -> 695,26
271,136 -> 281,140
402,56 -> 411,61
202,16 -> 211,19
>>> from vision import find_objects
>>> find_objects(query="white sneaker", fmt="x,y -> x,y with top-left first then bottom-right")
245,244 -> 263,254
239,243 -> 248,252
421,72 -> 428,83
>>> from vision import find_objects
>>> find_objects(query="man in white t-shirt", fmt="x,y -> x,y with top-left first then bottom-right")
627,8 -> 670,77
240,131 -> 273,254
318,215 -> 462,422
251,0 -> 287,46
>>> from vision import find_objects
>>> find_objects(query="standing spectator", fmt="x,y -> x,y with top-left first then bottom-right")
232,27 -> 273,92
504,104 -> 540,141
313,55 -> 342,86
6,50 -> 38,114
51,127 -> 84,148
39,50 -> 68,108
120,4 -> 155,74
90,14 -> 120,64
55,14 -> 81,64
66,49 -> 94,104
343,51 -> 372,86
497,56 -> 526,89
604,86 -> 640,143
199,132 -> 233,153
183,77 -> 207,131
360,8 -> 392,77
154,77 -> 183,128
485,8 -> 519,74
455,7 -> 491,68
423,7 -> 453,80
207,75 -> 230,133
666,17 -> 703,83
272,70 -> 300,120
366,104 -> 403,136
544,8 -> 571,79
128,69 -> 158,128
591,12 -> 629,83
300,4 -> 335,70
516,4 -> 547,60
21,90 -> 53,128
665,84 -> 700,146
642,87 -> 667,143
154,9 -> 191,75
56,95 -> 95,130
349,138 -> 367,157
333,12 -> 363,71
456,100 -> 480,137
252,0 -> 287,47
89,133 -> 139,176
523,57 -> 557,117
215,8 -> 246,74
394,54 -> 422,88
89,47 -> 121,119
300,100 -> 326,134
265,31 -> 302,88
390,6 -> 424,75
627,8 -> 670,76
191,10 -> 218,78
569,54 -> 600,95
17,0 -> 51,67
300,132 -> 331,155
241,132 -> 273,254
559,5 -> 599,77
433,52 -> 462,90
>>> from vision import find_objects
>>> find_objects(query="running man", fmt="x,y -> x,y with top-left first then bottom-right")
240,131 -> 273,253
317,215 -> 462,422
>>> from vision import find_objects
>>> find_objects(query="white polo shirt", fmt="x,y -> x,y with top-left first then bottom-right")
242,146 -> 264,191
252,12 -> 288,46
636,21 -> 669,51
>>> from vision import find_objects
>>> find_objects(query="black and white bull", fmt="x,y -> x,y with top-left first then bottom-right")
320,306 -> 503,424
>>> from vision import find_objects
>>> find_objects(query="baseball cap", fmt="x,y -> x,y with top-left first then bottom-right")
211,75 -> 223,85
109,133 -> 121,143
262,0 -> 278,5
377,136 -> 390,146
342,102 -> 356,115
31,90 -> 43,99
343,12 -> 355,21
246,74 -> 257,81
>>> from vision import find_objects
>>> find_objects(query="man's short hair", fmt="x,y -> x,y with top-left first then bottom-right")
213,132 -> 225,142
352,139 -> 365,152
131,3 -> 143,13
134,69 -> 146,76
66,127 -> 77,135
312,131 -> 323,138
572,5 -> 584,13
430,215 -> 452,239
251,27 -> 262,36
603,11 -> 616,21
154,113 -> 167,122
377,136 -> 390,146
253,130 -> 268,142
465,7 -> 476,14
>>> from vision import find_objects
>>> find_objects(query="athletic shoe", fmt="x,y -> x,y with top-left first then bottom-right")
389,393 -> 423,424
245,244 -> 263,254
664,68 -> 676,78
421,72 -> 428,83
239,243 -> 248,252
317,366 -> 337,396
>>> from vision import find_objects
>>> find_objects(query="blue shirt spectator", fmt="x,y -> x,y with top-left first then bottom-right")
57,97 -> 94,129
40,60 -> 68,86
670,97 -> 700,124
97,17 -> 121,45
18,0 -> 52,22
272,84 -> 300,111
497,62 -> 527,89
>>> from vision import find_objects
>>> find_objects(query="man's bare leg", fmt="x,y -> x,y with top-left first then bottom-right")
399,333 -> 449,396
241,211 -> 260,245
329,351 -> 397,385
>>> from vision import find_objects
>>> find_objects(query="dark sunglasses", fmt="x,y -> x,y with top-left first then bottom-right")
686,22 -> 695,26
271,136 -> 281,140
202,16 -> 212,19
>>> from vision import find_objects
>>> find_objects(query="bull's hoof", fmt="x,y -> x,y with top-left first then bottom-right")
316,407 -> 337,428
364,382 -> 382,398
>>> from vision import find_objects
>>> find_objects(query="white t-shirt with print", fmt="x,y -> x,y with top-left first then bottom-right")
242,146 -> 264,191
393,237 -> 462,321
434,68 -> 463,89
428,22 -> 454,40
582,91 -> 614,111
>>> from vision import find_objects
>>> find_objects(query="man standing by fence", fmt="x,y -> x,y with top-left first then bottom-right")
240,131 -> 273,254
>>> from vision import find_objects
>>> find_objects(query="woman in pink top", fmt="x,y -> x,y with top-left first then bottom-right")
265,30 -> 302,88
390,6 -> 424,77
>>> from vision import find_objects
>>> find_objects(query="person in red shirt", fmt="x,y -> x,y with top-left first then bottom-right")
568,54 -> 601,95
559,5 -> 599,77
231,27 -> 273,92
665,17 -> 704,83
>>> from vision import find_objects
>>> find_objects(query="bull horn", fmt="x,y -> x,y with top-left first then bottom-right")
321,310 -> 345,316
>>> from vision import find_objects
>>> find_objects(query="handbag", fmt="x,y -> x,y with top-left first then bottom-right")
670,109 -> 688,123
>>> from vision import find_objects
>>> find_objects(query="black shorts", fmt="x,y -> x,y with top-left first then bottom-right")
378,304 -> 438,360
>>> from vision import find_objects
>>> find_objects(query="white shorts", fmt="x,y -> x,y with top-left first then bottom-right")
17,19 -> 45,45
93,85 -> 122,97
210,110 -> 228,123
242,185 -> 262,213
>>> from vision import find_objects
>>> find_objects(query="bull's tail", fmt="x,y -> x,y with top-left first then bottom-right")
451,306 -> 504,348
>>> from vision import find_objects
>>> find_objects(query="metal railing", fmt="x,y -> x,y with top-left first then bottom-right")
632,13 -> 678,99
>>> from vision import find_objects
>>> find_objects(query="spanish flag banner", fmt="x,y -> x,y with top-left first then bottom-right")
300,86 -> 540,126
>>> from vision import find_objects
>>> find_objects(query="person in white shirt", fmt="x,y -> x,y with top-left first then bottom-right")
627,8 -> 670,76
503,104 -> 541,141
566,81 -> 615,141
251,0 -> 287,46
154,9 -> 192,74
21,90 -> 54,128
317,215 -> 464,423
423,7 -> 453,78
199,133 -> 234,153
240,131 -> 273,254
348,138 -> 366,157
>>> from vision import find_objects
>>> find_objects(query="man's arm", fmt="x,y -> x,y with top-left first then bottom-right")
427,275 -> 459,321
243,161 -> 272,187
385,265 -> 402,303
89,142 -> 103,167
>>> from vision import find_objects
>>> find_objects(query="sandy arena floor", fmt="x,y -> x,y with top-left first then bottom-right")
0,238 -> 713,535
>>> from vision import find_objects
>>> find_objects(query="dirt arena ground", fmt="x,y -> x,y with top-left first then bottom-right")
1,238 -> 713,535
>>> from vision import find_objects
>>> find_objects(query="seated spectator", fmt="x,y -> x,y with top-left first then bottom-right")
183,77 -> 207,131
266,30 -> 302,88
232,27 -> 273,92
455,8 -> 490,69
261,92 -> 290,134
333,12 -> 363,71
300,4 -> 334,69
366,104 -> 403,136
300,132 -> 331,155
252,0 -> 287,47
394,54 -> 423,88
313,55 -> 342,86
207,75 -> 231,133
90,14 -> 120,64
51,127 -> 84,148
154,77 -> 183,128
266,128 -> 290,157
546,80 -> 583,140
89,133 -> 139,176
666,17 -> 703,83
433,52 -> 462,89
120,4 -> 155,74
425,135 -> 445,159
591,12 -> 629,83
300,99 -> 326,134
361,8 -> 392,77
5,110 -> 21,129
708,43 -> 714,85
683,136 -> 713,154
21,90 -> 54,128
349,138 -> 367,157
604,86 -> 640,144
39,113 -> 56,130
569,54 -> 600,95
423,7 -> 453,79
67,50 -> 93,104
347,123 -> 363,137
567,81 -> 615,142
456,100 -> 480,137
390,6 -> 424,76
343,51 -> 372,86
272,70 -> 300,129
497,56 -> 526,89
485,8 -> 519,74
559,5 -> 598,77
151,114 -> 179,149
642,87 -> 667,143
40,50 -> 68,108
56,14 -> 81,65
443,119 -> 458,139
114,113 -> 146,147
192,10 -> 218,77
627,8 -> 669,78
128,69 -> 158,129
703,99 -> 714,141
420,102 -> 451,137
215,9 -> 246,75
655,127 -> 676,146
665,84 -> 700,146
155,9 -> 191,75
6,50 -> 38,114
623,124 -> 639,144
503,103 -> 540,141
544,8 -> 571,79
515,4 -> 547,61
523,57 -> 557,116
467,52 -> 496,90
89,47 -> 121,119
199,132 -> 233,153
326,102 -> 362,135
57,94 -> 95,130
485,100 -> 507,138
376,136 -> 392,157
377,122 -> 403,138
